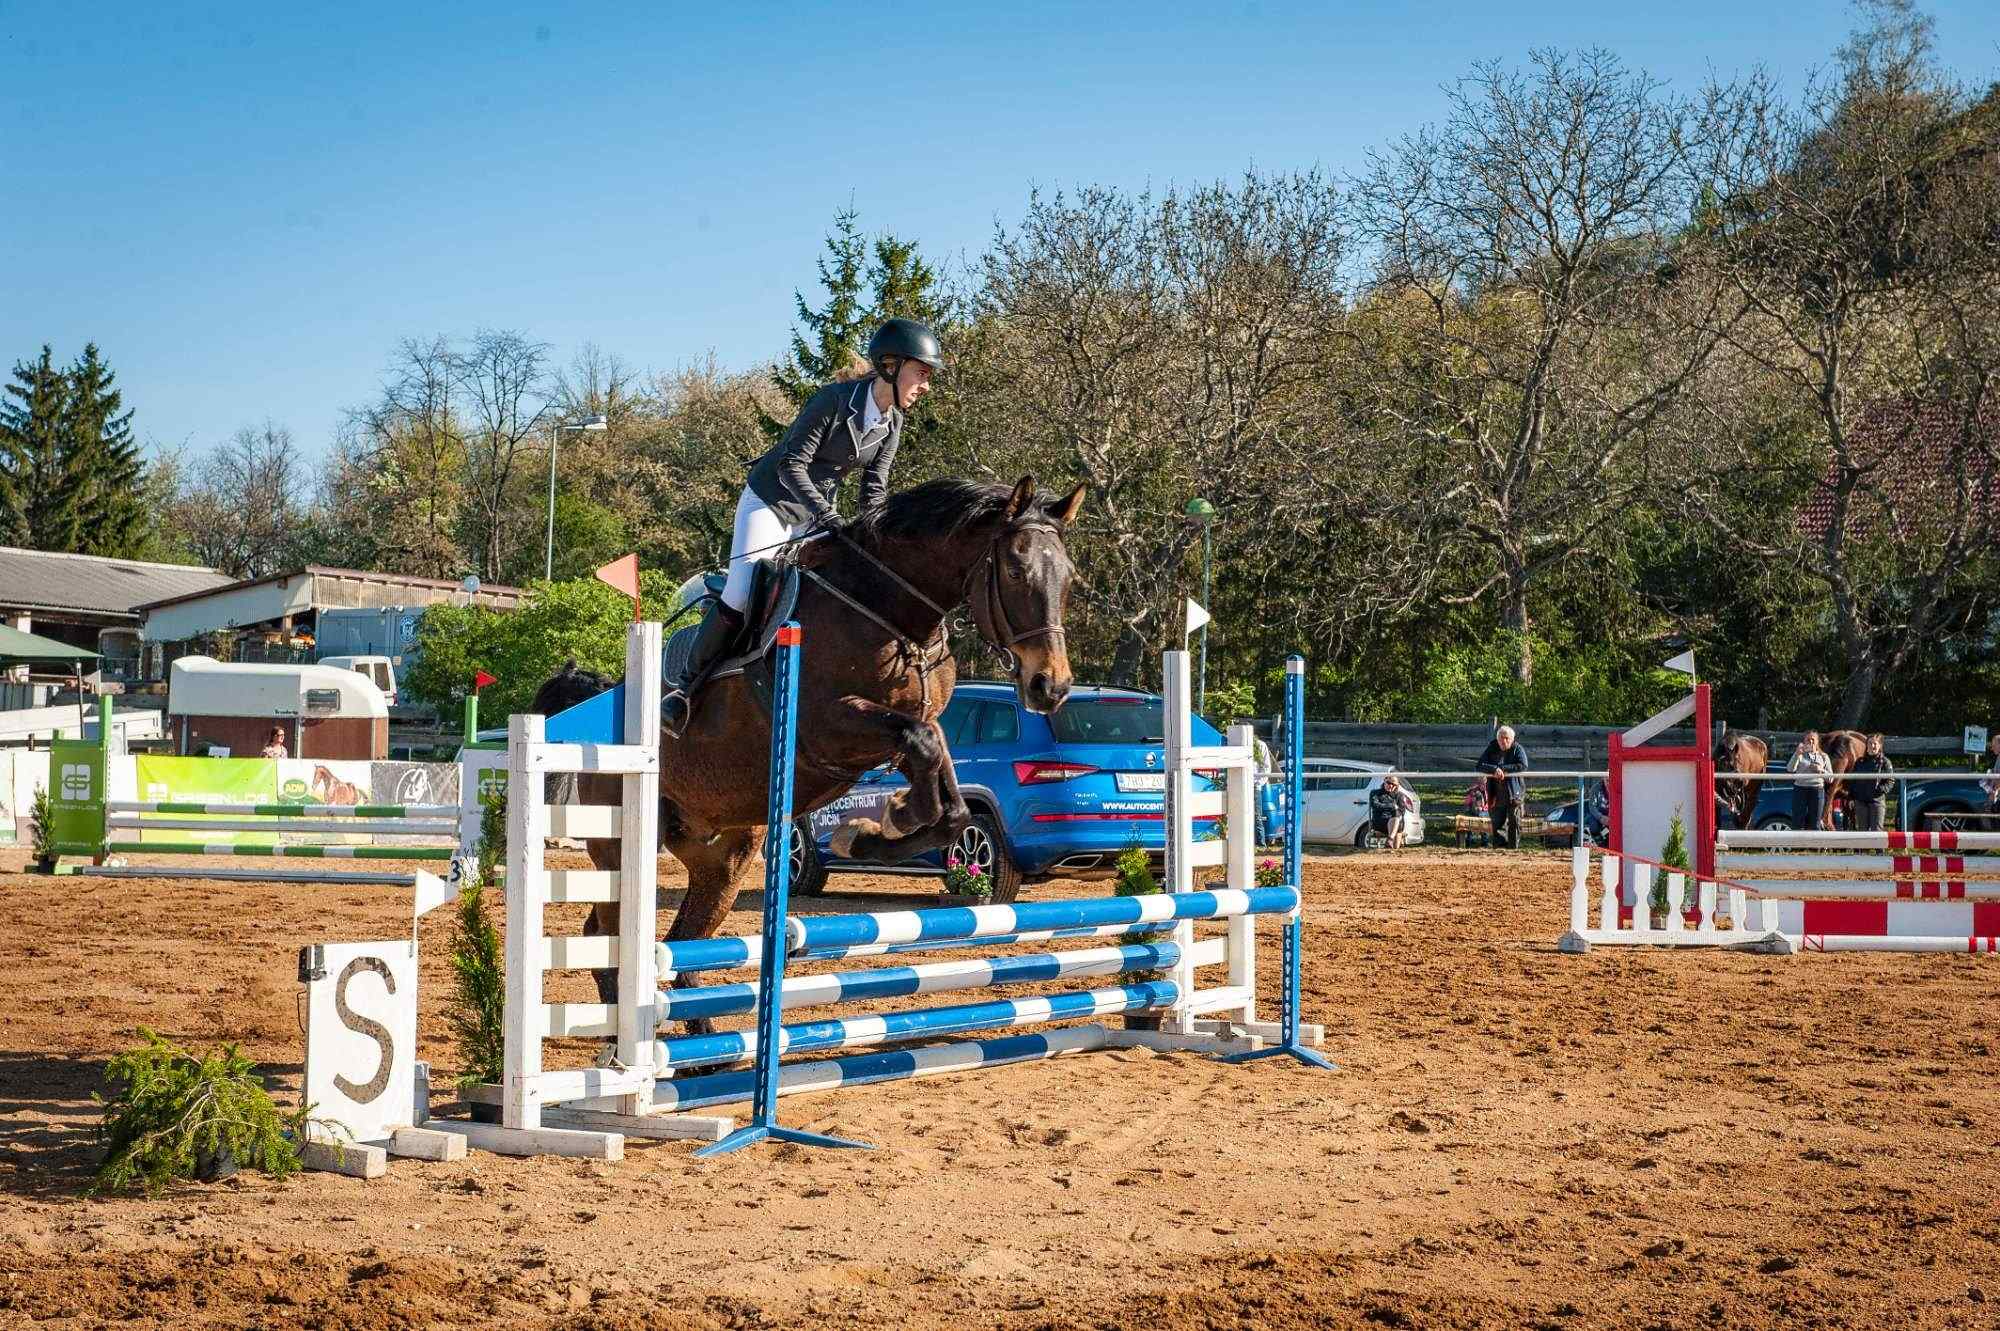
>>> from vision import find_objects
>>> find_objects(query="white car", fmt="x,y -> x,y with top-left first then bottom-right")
1300,758 -> 1426,849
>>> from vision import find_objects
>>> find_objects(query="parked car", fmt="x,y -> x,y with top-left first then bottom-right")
1298,758 -> 1425,849
796,680 -> 1240,902
1897,776 -> 1993,833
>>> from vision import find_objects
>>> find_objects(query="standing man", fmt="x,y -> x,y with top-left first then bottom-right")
1476,724 -> 1531,849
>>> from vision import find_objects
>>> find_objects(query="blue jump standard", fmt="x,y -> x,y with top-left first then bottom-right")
696,622 -> 869,1157
1223,655 -> 1334,1070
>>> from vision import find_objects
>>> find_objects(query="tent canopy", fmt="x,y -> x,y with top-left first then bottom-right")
0,623 -> 101,670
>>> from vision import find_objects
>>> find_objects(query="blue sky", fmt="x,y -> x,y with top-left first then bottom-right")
5,2 -> 1998,460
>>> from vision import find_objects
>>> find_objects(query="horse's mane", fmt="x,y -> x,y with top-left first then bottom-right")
855,478 -> 1022,545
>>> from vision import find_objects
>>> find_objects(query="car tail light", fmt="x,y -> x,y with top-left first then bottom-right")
1193,767 -> 1223,779
1013,760 -> 1098,785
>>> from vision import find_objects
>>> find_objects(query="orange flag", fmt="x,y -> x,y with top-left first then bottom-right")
595,554 -> 641,621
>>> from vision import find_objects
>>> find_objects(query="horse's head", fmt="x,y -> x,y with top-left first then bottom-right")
970,476 -> 1085,715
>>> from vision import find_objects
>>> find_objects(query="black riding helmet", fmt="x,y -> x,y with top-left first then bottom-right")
867,318 -> 943,410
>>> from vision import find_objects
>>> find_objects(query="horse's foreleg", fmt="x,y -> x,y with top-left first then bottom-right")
827,703 -> 970,863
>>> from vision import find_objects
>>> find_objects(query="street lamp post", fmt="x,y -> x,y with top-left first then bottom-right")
1185,497 -> 1215,715
545,414 -> 609,581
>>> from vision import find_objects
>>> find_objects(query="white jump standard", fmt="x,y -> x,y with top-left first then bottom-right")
474,617 -> 1331,1160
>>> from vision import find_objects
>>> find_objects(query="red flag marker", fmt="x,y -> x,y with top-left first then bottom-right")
473,670 -> 497,692
595,553 -> 642,620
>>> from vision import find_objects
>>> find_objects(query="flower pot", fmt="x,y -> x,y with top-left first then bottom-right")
937,892 -> 990,908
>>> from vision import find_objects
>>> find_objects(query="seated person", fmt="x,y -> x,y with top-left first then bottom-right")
1370,777 -> 1417,849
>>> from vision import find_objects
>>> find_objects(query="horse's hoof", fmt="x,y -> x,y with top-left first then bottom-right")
829,819 -> 881,859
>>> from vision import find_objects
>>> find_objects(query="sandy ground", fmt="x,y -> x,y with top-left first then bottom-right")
2,843 -> 1996,1331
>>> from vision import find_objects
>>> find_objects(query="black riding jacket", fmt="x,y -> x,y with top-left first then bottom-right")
746,378 -> 902,526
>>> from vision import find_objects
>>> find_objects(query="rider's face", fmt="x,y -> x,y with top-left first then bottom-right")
895,360 -> 934,410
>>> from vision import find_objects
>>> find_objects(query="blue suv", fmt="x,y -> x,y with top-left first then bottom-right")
795,680 -> 1244,902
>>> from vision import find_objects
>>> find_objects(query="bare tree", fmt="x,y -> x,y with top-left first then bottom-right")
166,422 -> 311,578
1339,49 -> 1722,684
458,329 -> 553,580
339,335 -> 467,579
975,174 -> 1349,682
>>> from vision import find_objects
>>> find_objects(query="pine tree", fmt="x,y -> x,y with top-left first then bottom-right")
869,234 -> 946,326
0,347 -> 80,549
761,209 -> 871,440
63,344 -> 150,556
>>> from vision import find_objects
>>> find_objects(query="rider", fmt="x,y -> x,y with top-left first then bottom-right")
661,317 -> 943,737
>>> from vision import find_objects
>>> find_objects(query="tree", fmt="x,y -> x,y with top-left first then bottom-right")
457,329 -> 553,581
1339,49 -> 1721,686
765,208 -> 872,435
0,343 -> 153,556
62,345 -> 149,556
338,336 -> 469,579
161,423 -> 313,578
0,347 -> 76,548
973,175 -> 1349,684
1677,3 -> 2000,724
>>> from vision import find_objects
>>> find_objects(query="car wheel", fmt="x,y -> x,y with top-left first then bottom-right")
953,811 -> 1022,904
1756,815 -> 1795,832
789,817 -> 828,898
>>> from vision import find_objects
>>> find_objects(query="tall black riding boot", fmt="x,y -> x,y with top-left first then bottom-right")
662,604 -> 744,738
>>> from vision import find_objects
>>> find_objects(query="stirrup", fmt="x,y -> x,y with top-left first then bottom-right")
662,687 -> 695,739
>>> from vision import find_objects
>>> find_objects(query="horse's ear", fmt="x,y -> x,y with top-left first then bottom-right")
1048,484 -> 1085,526
1003,476 -> 1037,522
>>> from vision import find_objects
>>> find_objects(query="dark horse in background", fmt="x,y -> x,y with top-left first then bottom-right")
1715,729 -> 1868,830
531,477 -> 1085,1028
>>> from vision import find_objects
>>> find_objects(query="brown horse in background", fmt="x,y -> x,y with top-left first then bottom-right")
1821,730 -> 1868,828
1714,731 -> 1767,830
531,476 -> 1086,1029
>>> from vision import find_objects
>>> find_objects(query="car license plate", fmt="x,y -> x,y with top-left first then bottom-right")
1116,773 -> 1165,792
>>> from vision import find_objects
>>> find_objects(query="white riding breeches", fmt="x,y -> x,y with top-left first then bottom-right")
721,486 -> 798,612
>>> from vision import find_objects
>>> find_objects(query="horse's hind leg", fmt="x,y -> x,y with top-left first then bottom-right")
660,826 -> 761,1038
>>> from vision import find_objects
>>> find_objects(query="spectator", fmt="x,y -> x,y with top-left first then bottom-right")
1985,731 -> 2000,817
1788,732 -> 1832,831
1585,781 -> 1610,844
1848,734 -> 1894,832
261,726 -> 289,760
1369,776 -> 1418,850
1476,725 -> 1531,848
1463,782 -> 1489,816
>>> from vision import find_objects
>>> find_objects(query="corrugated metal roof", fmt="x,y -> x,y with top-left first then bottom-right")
135,565 -> 529,613
0,547 -> 234,619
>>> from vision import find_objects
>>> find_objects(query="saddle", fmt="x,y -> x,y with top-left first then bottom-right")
663,558 -> 802,692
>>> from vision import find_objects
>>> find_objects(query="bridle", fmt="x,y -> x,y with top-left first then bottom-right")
963,521 -> 1069,681
810,517 -> 1069,710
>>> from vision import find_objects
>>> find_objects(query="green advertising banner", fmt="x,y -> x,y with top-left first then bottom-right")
130,757 -> 277,845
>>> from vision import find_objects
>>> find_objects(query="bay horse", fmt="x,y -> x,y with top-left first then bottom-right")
1714,730 -> 1767,831
531,476 -> 1085,1030
1820,730 -> 1867,829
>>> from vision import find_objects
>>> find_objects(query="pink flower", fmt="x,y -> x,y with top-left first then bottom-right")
967,863 -> 984,876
